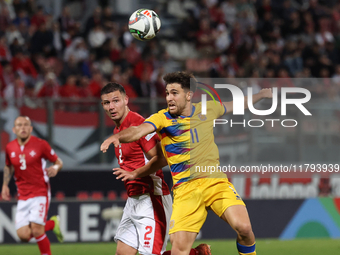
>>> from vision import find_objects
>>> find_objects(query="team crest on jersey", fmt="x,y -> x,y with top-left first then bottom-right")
29,150 -> 36,157
11,152 -> 16,158
198,113 -> 207,121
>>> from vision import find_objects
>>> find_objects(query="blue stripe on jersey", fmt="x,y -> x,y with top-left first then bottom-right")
159,124 -> 188,137
164,141 -> 190,154
170,161 -> 190,173
175,177 -> 190,186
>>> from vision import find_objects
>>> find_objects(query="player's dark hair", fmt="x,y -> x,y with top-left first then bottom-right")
163,71 -> 197,92
101,82 -> 126,96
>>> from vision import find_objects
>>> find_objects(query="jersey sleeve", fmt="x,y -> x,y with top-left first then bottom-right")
208,100 -> 226,118
144,112 -> 165,132
138,131 -> 159,154
41,140 -> 58,163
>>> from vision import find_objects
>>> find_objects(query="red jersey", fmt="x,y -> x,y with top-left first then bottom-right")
114,111 -> 170,197
5,136 -> 58,200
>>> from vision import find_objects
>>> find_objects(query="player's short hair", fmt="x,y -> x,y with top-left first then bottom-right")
163,71 -> 197,92
101,82 -> 126,96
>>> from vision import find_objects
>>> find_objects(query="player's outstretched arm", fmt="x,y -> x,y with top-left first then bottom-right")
113,142 -> 168,181
46,157 -> 63,178
100,123 -> 156,153
1,165 -> 14,201
223,88 -> 273,114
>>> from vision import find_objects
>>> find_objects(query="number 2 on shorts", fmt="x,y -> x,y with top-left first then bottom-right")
144,226 -> 153,240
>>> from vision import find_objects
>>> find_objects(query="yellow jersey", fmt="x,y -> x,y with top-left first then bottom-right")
145,101 -> 227,187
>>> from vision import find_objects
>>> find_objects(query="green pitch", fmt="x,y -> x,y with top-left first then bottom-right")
1,238 -> 339,255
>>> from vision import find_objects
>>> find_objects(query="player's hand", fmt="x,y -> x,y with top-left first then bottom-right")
101,135 -> 120,153
113,168 -> 137,181
260,88 -> 273,98
46,165 -> 58,177
1,185 -> 10,201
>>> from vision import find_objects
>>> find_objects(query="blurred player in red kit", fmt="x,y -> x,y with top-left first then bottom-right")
2,116 -> 64,255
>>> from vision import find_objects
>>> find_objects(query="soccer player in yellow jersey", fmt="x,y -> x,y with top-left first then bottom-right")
101,71 -> 273,255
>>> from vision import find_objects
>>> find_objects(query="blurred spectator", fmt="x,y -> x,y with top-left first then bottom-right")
13,10 -> 30,27
59,75 -> 79,98
6,23 -> 24,46
102,6 -> 115,32
64,37 -> 89,63
58,6 -> 75,32
37,72 -> 60,98
88,25 -> 106,49
60,55 -> 82,84
30,5 -> 47,27
84,7 -> 102,37
3,73 -> 25,106
0,36 -> 11,61
11,50 -> 37,80
30,23 -> 53,56
88,71 -> 103,98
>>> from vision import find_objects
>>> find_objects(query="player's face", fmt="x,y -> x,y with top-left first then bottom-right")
166,83 -> 190,115
101,91 -> 128,122
13,117 -> 33,141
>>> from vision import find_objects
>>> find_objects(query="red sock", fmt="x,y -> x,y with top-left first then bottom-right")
45,220 -> 55,232
35,233 -> 51,255
163,249 -> 197,255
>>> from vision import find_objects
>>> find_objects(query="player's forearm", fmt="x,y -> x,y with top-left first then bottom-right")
118,126 -> 143,143
2,165 -> 14,186
134,156 -> 168,178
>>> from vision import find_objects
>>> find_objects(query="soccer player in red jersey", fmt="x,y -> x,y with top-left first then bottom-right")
1,116 -> 64,255
101,82 -> 172,255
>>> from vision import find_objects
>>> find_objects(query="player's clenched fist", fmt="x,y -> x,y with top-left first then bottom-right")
260,88 -> 273,98
100,135 -> 120,153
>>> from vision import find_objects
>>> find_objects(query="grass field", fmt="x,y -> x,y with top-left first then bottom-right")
1,238 -> 340,255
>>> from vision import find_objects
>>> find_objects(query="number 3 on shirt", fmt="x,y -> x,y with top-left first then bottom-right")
190,128 -> 199,143
118,145 -> 123,163
19,157 -> 26,170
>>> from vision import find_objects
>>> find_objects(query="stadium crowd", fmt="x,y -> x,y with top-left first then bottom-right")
1,0 -> 340,106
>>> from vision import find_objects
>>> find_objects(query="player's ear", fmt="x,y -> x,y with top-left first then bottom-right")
187,91 -> 193,101
124,94 -> 129,105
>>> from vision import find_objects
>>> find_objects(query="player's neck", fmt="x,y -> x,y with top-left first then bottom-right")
115,107 -> 130,128
17,135 -> 31,146
180,102 -> 193,117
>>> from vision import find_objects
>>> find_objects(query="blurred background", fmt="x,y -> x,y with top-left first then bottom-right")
1,0 -> 340,245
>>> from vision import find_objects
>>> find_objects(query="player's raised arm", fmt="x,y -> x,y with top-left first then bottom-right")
46,157 -> 63,178
223,88 -> 273,115
100,122 -> 156,153
1,165 -> 14,201
114,142 -> 168,181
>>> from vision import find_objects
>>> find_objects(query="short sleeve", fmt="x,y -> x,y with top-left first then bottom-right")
138,131 -> 159,154
42,140 -> 58,162
208,100 -> 226,118
144,112 -> 165,132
